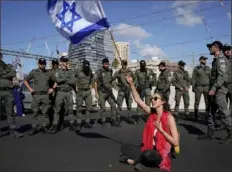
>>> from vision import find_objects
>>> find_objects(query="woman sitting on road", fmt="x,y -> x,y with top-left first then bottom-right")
119,76 -> 179,172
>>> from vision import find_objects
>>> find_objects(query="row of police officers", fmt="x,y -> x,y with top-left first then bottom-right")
0,41 -> 231,143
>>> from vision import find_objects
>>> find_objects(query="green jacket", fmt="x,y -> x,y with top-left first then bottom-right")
192,65 -> 211,89
0,61 -> 16,89
172,69 -> 191,90
94,67 -> 113,91
134,68 -> 156,89
75,68 -> 94,89
156,70 -> 172,92
24,68 -> 51,93
113,68 -> 135,90
52,68 -> 76,90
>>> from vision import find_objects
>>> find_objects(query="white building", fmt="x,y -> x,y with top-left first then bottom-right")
128,57 -> 161,74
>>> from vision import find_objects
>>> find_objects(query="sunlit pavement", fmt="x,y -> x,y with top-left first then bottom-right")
0,110 -> 232,172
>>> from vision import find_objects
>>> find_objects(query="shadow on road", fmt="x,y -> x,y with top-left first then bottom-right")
178,123 -> 205,135
78,131 -> 123,145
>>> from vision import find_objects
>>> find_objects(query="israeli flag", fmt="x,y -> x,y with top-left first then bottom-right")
47,0 -> 111,45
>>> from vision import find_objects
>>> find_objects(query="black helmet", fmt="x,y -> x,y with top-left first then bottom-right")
178,60 -> 186,66
102,58 -> 109,64
83,59 -> 90,67
222,44 -> 231,52
140,60 -> 146,68
60,56 -> 69,62
38,58 -> 46,65
52,58 -> 59,65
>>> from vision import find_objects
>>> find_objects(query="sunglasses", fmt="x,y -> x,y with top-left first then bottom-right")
150,96 -> 161,101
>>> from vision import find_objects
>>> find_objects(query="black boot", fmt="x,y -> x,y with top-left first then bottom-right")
101,121 -> 106,128
84,122 -> 93,128
128,116 -> 137,124
198,127 -> 215,140
136,116 -> 142,124
10,129 -> 23,138
69,122 -> 81,133
28,126 -> 39,136
185,110 -> 189,120
40,126 -> 50,134
113,118 -> 121,127
174,111 -> 179,121
194,109 -> 199,121
49,124 -> 59,134
219,129 -> 232,144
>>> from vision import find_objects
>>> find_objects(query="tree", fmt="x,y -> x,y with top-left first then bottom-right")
112,58 -> 120,69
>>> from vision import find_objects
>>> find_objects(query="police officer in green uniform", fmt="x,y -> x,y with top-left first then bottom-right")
134,60 -> 156,123
192,56 -> 211,121
75,59 -> 94,129
222,44 -> 232,117
172,60 -> 191,120
155,62 -> 172,101
24,58 -> 53,135
0,53 -> 23,138
94,58 -> 118,127
50,56 -> 77,133
47,58 -> 60,128
113,59 -> 136,124
200,41 -> 232,144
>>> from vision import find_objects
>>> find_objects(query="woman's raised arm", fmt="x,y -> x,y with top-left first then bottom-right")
126,76 -> 151,114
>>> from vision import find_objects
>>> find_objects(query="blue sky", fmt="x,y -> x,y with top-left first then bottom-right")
1,0 -> 231,74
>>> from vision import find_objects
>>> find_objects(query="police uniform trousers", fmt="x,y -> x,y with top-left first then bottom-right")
53,89 -> 75,125
207,95 -> 222,127
137,88 -> 152,116
76,88 -> 92,124
117,88 -> 133,114
207,88 -> 232,131
31,92 -> 50,128
48,91 -> 56,124
174,90 -> 189,114
227,83 -> 232,117
98,90 -> 117,122
194,86 -> 210,113
0,88 -> 16,129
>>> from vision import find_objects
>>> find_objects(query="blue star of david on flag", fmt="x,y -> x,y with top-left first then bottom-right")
56,1 -> 81,32
47,0 -> 111,45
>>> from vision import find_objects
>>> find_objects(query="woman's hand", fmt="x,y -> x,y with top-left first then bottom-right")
126,76 -> 133,85
154,121 -> 164,133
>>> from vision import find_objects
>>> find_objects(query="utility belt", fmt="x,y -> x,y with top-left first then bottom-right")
57,87 -> 72,92
0,87 -> 13,91
78,88 -> 90,91
156,88 -> 169,92
195,84 -> 210,87
33,91 -> 48,95
98,87 -> 112,93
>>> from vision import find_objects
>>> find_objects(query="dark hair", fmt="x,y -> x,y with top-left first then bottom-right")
153,92 -> 170,112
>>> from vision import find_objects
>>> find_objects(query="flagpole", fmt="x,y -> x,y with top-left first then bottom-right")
96,0 -> 122,64
109,30 -> 122,63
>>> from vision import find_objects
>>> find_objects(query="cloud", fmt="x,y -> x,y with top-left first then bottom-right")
113,23 -> 152,40
227,12 -> 231,21
134,40 -> 166,59
172,1 -> 203,27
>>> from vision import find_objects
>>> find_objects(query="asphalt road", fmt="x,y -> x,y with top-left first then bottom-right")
0,110 -> 232,172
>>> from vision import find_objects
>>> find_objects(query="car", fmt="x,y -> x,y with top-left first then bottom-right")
21,83 -> 98,112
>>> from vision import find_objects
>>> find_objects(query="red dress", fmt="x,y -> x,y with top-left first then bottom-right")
141,111 -> 172,172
